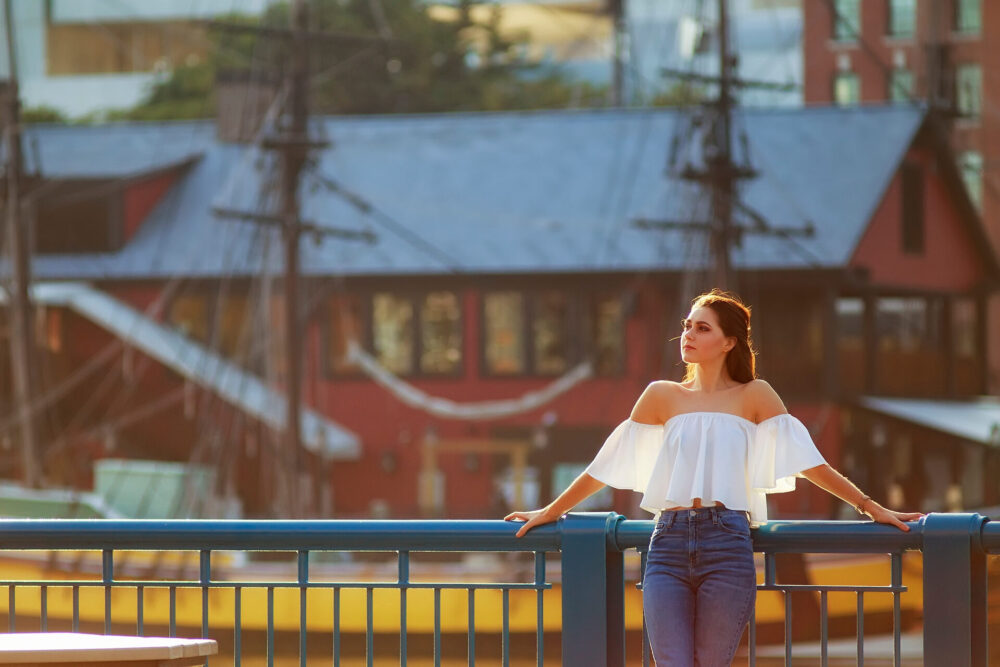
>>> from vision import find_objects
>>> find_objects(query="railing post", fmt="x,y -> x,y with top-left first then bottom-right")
921,512 -> 988,667
560,512 -> 625,667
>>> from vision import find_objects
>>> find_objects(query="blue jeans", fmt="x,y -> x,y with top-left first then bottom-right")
642,507 -> 756,666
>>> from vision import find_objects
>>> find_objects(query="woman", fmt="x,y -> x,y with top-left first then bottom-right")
504,288 -> 923,667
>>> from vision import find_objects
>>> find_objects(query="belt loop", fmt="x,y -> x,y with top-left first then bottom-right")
710,506 -> 719,525
665,512 -> 676,529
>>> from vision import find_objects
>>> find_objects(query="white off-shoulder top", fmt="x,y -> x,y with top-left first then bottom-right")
583,411 -> 827,527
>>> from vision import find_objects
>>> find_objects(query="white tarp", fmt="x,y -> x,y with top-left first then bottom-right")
859,396 -> 1000,447
28,282 -> 360,459
347,340 -> 592,420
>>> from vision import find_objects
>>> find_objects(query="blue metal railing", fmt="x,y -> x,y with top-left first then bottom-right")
0,513 -> 993,666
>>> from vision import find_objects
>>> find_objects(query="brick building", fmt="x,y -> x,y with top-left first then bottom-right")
802,0 -> 1000,393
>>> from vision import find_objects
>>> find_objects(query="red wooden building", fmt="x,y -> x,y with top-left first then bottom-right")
3,105 -> 997,520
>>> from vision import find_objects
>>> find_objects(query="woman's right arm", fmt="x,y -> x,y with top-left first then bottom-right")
504,381 -> 669,537
504,472 -> 606,538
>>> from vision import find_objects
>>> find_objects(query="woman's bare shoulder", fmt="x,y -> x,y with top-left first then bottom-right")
630,380 -> 677,423
743,379 -> 787,421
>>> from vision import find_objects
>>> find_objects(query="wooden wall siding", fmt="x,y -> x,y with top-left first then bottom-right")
47,22 -> 209,75
850,145 -> 987,290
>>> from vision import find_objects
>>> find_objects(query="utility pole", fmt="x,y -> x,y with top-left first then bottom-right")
2,0 -> 39,487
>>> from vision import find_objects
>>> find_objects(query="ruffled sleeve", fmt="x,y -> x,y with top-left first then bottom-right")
583,419 -> 664,492
750,413 -> 827,494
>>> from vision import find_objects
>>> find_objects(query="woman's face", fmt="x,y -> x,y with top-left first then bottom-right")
680,306 -> 734,364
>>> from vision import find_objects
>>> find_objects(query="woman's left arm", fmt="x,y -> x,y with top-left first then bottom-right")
800,463 -> 925,531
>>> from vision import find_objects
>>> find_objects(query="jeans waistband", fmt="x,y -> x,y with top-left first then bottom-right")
653,506 -> 748,528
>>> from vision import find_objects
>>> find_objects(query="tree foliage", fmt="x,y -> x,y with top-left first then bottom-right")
118,0 -> 611,119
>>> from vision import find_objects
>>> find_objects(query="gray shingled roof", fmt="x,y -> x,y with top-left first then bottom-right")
22,105 -> 927,280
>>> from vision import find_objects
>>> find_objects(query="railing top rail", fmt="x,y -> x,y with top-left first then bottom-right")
0,514 -> 990,555
0,519 -> 561,552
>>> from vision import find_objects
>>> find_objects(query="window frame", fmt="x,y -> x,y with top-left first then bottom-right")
367,288 -> 465,379
955,0 -> 981,34
832,0 -> 860,41
887,0 -> 916,38
954,63 -> 982,119
480,290 -> 531,378
833,71 -> 860,106
901,162 -> 925,255
321,290 -> 372,380
888,67 -> 914,103
479,288 -> 625,379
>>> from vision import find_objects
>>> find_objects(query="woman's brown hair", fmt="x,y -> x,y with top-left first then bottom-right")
681,288 -> 757,384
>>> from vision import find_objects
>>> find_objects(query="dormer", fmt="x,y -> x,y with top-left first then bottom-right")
33,157 -> 198,254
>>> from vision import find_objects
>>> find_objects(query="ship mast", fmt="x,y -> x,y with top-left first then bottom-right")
213,0 -> 380,516
634,0 -> 813,294
2,0 -> 40,487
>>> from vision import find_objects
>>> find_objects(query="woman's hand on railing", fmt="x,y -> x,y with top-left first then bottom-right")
862,501 -> 925,532
505,507 -> 560,538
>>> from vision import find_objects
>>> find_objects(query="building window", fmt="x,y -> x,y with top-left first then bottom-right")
888,68 -> 914,102
901,163 -> 924,254
888,0 -> 916,37
167,294 -> 209,343
951,298 -> 978,359
591,294 -> 624,376
325,293 -> 365,375
955,63 -> 981,118
484,292 -> 526,375
215,295 -> 251,361
876,298 -> 925,355
833,72 -> 860,106
956,0 -> 981,34
959,151 -> 983,209
419,291 -> 462,374
373,292 -> 415,375
877,298 -> 942,352
836,298 -> 865,394
533,291 -> 572,375
832,0 -> 860,41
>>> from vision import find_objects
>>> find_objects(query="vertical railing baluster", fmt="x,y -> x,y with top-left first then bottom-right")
820,589 -> 828,667
468,588 -> 476,667
535,551 -> 545,667
502,588 -> 510,667
103,549 -> 113,634
366,586 -> 374,667
7,586 -> 13,632
72,585 -> 79,632
783,590 -> 791,666
434,587 -> 441,667
856,590 -> 864,665
40,585 -> 47,632
136,585 -> 144,635
298,551 -> 308,667
200,550 -> 211,641
399,551 -> 409,667
169,585 -> 177,637
234,586 -> 242,667
891,553 -> 902,667
333,587 -> 341,667
267,586 -> 275,667
764,553 -> 776,586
